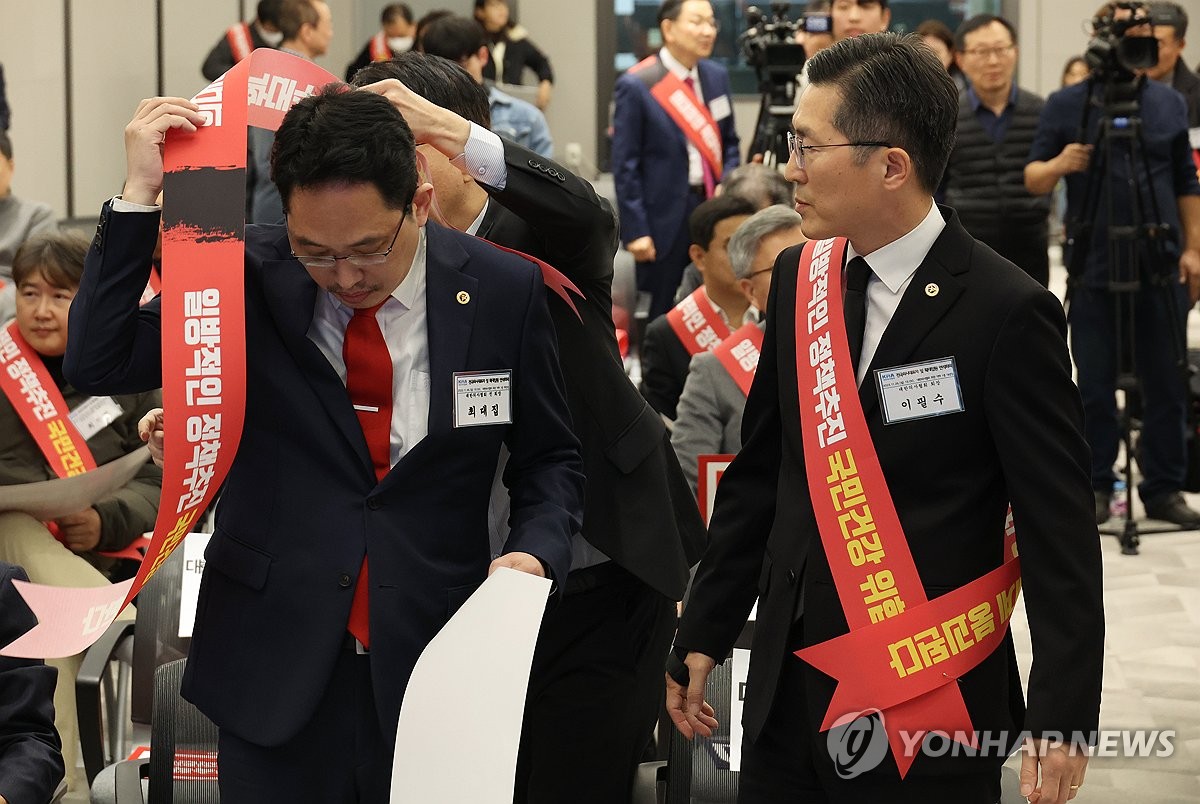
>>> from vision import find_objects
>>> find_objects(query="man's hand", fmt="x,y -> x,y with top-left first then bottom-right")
665,651 -> 719,739
488,551 -> 546,578
627,235 -> 657,263
356,79 -> 472,160
1019,736 -> 1089,804
1179,248 -> 1200,304
1054,143 -> 1092,177
55,508 -> 103,553
122,97 -> 205,206
138,407 -> 165,467
535,79 -> 552,111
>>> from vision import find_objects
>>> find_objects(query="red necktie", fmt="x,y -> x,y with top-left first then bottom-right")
343,301 -> 392,648
683,75 -> 716,198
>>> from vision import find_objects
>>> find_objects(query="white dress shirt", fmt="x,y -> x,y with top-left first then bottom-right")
849,203 -> 947,387
307,228 -> 431,468
659,47 -> 706,187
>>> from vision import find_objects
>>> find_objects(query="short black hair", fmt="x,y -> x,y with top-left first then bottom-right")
350,52 -> 492,128
806,32 -> 957,194
1150,1 -> 1188,39
277,0 -> 320,42
382,3 -> 413,26
915,19 -> 954,52
0,131 -> 12,161
954,14 -> 1017,51
256,0 -> 284,28
688,195 -> 756,250
420,15 -> 486,63
415,9 -> 455,49
271,85 -> 418,212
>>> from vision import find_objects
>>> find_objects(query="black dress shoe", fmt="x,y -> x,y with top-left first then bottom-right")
1143,492 -> 1200,528
1094,490 -> 1111,525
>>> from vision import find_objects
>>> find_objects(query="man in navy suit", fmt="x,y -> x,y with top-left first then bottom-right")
65,88 -> 583,802
611,0 -> 740,318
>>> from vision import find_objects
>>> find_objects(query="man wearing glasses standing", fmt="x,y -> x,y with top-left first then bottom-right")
940,14 -> 1052,287
65,88 -> 584,800
667,32 -> 1102,803
612,0 -> 741,319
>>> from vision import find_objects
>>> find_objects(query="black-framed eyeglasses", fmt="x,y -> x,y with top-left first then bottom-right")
786,131 -> 891,170
747,266 -> 774,280
288,212 -> 407,270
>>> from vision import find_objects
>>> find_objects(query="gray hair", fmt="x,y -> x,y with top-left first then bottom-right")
720,163 -> 794,210
728,205 -> 804,280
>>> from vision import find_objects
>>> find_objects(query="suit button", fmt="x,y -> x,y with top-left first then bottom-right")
338,573 -> 352,588
787,569 -> 797,585
367,497 -> 381,510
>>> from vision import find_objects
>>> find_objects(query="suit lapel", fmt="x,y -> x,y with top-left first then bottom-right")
858,213 -> 971,420
420,223 -> 479,439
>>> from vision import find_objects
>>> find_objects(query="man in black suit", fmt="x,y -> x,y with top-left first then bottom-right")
0,562 -> 64,804
667,33 -> 1103,804
201,0 -> 284,81
352,53 -> 706,803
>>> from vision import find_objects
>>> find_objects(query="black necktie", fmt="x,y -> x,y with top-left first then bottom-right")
844,256 -> 872,372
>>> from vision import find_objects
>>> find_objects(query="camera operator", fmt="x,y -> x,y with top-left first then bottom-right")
1146,2 -> 1200,128
1026,1 -> 1200,527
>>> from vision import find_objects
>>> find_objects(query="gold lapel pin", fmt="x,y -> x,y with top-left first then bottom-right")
925,283 -> 939,297
456,291 -> 471,305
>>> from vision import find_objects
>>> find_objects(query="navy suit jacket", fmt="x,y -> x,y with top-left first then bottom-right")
65,205 -> 584,747
0,563 -> 64,804
611,55 -> 740,251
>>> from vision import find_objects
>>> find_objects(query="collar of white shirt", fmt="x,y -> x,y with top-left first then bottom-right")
846,202 -> 946,295
327,226 -> 427,316
659,47 -> 701,94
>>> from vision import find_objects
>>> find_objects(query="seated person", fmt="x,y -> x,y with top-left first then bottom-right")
640,195 -> 756,421
672,205 -> 804,494
0,231 -> 159,792
0,560 -> 64,804
0,132 -> 56,322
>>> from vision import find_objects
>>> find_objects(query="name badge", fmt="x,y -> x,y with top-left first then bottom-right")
68,396 -> 124,440
453,370 -> 513,428
874,358 -> 964,425
708,94 -> 732,122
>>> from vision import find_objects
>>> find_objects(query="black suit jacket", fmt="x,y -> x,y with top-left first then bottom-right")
640,313 -> 695,421
676,208 -> 1104,779
65,206 -> 584,748
201,22 -> 272,82
476,140 -> 705,599
0,563 -> 64,804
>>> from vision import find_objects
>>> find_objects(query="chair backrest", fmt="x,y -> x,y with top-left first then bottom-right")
147,658 -> 219,804
666,660 -> 739,804
131,546 -> 192,723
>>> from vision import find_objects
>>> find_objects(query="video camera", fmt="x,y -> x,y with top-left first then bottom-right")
739,3 -> 829,86
1085,1 -> 1158,86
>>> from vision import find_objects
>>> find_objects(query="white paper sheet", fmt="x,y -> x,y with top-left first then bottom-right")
390,567 -> 550,803
178,532 -> 211,638
0,447 -> 151,520
729,648 -> 751,772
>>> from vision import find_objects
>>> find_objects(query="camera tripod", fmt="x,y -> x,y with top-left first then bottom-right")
1067,76 -> 1189,556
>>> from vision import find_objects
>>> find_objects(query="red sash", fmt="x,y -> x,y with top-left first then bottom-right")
629,57 -> 724,181
666,287 -> 730,356
712,322 -> 763,397
226,22 -> 254,63
368,31 -> 392,62
0,322 -> 98,478
789,238 -> 1021,778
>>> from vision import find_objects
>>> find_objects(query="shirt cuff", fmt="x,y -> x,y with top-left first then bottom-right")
111,196 -> 162,213
460,122 -> 508,191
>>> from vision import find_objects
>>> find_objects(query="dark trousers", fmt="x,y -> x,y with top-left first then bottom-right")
738,624 -> 1001,804
1069,284 -> 1190,501
514,563 -> 676,804
217,644 -> 389,803
635,191 -> 705,319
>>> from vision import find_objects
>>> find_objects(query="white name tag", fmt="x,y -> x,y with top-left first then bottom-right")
1190,127 -> 1200,151
708,94 -> 732,122
68,396 -> 123,440
453,370 -> 513,428
874,358 -> 964,425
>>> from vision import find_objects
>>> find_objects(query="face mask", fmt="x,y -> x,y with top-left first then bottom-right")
260,27 -> 285,47
388,36 -> 414,53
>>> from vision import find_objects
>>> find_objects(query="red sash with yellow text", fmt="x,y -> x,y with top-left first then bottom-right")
629,56 -> 724,181
368,32 -> 392,62
666,287 -> 730,356
791,237 -> 1021,777
0,322 -> 98,478
712,322 -> 763,397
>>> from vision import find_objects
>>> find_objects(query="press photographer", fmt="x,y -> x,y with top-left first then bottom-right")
1025,1 -> 1200,532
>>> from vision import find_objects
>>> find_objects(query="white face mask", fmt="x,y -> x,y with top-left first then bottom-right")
388,36 -> 414,53
259,27 -> 285,47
